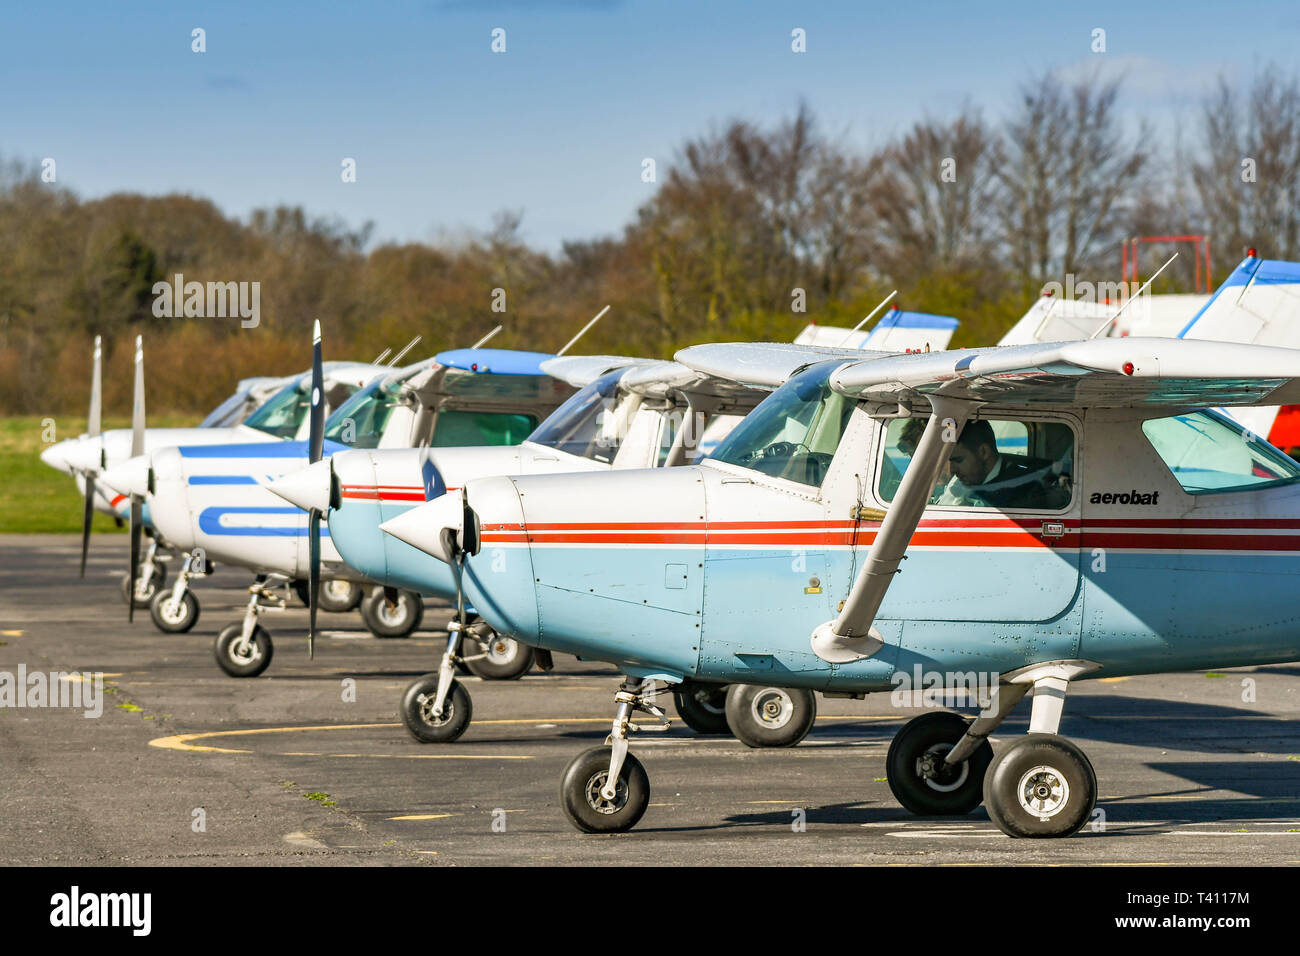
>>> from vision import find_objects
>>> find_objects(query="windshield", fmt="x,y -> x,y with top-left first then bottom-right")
199,389 -> 252,428
324,379 -> 396,449
242,382 -> 309,438
1142,410 -> 1300,494
527,369 -> 629,464
706,362 -> 855,487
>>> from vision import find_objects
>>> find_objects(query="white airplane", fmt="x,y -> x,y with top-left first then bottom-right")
98,330 -> 577,664
796,307 -> 958,353
39,335 -> 388,604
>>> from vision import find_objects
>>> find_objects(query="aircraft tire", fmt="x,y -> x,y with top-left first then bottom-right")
464,633 -> 535,680
120,564 -> 165,609
149,588 -> 200,634
886,711 -> 991,815
214,624 -> 274,678
672,681 -> 731,735
983,733 -> 1096,838
360,588 -> 424,638
560,747 -> 649,834
400,674 -> 472,743
724,684 -> 816,748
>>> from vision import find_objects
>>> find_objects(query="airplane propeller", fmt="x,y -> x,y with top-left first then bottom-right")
126,336 -> 146,622
307,319 -> 324,658
79,336 -> 103,577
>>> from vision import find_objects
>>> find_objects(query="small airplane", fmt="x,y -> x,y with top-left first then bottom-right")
40,334 -> 388,605
382,317 -> 1300,837
98,325 -> 576,670
268,353 -> 771,742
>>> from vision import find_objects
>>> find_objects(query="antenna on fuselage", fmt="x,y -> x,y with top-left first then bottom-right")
386,335 -> 422,367
1089,253 -> 1178,340
372,347 -> 392,364
471,325 -> 503,349
839,290 -> 899,347
555,305 -> 611,356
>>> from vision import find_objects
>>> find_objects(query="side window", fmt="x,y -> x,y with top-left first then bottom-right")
879,416 -> 1074,511
1142,410 -> 1300,494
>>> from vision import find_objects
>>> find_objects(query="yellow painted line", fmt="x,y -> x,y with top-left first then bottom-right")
388,813 -> 456,821
2,629 -> 22,637
1098,677 -> 1131,683
415,851 -> 439,855
149,722 -> 528,758
746,800 -> 803,804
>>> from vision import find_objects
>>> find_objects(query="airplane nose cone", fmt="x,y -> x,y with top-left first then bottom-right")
62,437 -> 104,474
99,455 -> 151,499
39,440 -> 74,475
380,491 -> 464,565
267,458 -> 334,512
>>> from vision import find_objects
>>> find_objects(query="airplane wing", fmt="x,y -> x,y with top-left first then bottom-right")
676,342 -> 892,390
540,355 -> 657,389
620,360 -> 772,407
829,337 -> 1300,409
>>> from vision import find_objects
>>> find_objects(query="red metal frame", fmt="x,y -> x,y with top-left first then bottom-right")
1121,235 -> 1212,293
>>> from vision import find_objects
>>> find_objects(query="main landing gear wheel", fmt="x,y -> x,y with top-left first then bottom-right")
120,564 -> 165,609
724,684 -> 816,748
360,588 -> 423,638
886,712 -> 992,816
400,674 -> 472,742
214,624 -> 274,678
983,734 -> 1096,838
560,746 -> 650,834
673,680 -> 731,735
295,579 -> 364,612
148,588 -> 200,634
464,634 -> 535,680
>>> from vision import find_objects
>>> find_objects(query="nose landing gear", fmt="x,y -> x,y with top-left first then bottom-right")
213,574 -> 289,678
560,677 -> 666,833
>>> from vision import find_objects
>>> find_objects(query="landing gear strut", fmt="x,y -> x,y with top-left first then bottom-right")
560,677 -> 666,833
883,661 -> 1099,837
120,534 -> 165,608
148,550 -> 201,633
213,575 -> 288,678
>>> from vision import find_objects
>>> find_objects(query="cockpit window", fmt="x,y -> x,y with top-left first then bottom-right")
432,410 -> 537,447
243,383 -> 309,438
324,379 -> 396,449
705,362 -> 853,487
1142,410 -> 1300,494
527,369 -> 630,464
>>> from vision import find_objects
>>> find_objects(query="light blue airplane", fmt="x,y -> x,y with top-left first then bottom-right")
381,257 -> 1300,837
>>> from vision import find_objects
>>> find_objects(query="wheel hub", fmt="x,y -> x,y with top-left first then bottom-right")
584,771 -> 627,815
416,692 -> 452,726
1017,765 -> 1070,820
229,639 -> 258,665
915,742 -> 969,793
485,638 -> 516,663
377,599 -> 409,627
751,689 -> 794,729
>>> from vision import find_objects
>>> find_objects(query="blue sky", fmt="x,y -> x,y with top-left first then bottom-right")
4,0 -> 1298,251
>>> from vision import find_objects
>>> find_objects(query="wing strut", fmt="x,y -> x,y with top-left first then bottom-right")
810,395 -> 978,664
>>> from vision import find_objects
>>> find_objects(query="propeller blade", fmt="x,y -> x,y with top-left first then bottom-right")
131,335 -> 145,457
309,320 -> 324,465
88,335 -> 103,438
128,497 -> 142,622
79,474 -> 95,578
308,509 -> 321,658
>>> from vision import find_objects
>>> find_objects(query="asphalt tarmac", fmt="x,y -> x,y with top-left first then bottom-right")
2,534 -> 1298,866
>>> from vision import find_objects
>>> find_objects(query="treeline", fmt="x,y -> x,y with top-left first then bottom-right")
2,66 -> 1298,417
